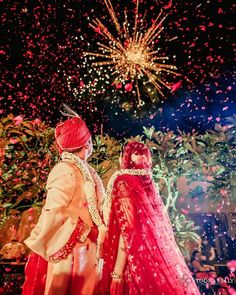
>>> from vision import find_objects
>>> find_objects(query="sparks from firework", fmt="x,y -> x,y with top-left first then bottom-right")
84,0 -> 180,105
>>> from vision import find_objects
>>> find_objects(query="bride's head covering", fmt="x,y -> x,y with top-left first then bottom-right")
121,141 -> 152,170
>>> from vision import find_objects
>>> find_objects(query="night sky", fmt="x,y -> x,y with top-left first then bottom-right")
1,0 -> 235,138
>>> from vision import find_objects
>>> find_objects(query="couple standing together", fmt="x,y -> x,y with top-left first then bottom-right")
22,115 -> 200,295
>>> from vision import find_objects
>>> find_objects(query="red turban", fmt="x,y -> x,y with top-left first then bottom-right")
55,117 -> 91,153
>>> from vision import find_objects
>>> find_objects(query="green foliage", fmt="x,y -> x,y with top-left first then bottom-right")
143,122 -> 236,204
89,134 -> 122,175
188,186 -> 205,200
142,122 -> 235,252
0,114 -> 59,225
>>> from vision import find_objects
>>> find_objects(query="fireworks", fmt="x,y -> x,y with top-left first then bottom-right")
84,0 -> 180,105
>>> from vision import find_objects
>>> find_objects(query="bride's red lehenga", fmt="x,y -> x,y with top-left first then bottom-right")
101,142 -> 200,295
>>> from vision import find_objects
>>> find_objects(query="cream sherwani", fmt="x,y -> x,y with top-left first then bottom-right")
24,161 -> 103,295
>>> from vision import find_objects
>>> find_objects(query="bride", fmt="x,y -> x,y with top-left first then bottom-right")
101,141 -> 200,295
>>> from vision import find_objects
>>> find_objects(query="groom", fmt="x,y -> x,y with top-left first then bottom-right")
22,114 -> 106,295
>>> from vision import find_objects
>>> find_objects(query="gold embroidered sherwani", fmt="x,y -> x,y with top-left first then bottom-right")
25,161 -> 103,295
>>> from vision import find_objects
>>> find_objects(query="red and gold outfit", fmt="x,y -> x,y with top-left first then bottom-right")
22,117 -> 105,295
101,142 -> 201,295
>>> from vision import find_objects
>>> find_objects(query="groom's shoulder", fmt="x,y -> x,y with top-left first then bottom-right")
48,161 -> 83,180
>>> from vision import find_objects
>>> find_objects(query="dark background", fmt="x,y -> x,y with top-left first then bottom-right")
1,0 -> 235,137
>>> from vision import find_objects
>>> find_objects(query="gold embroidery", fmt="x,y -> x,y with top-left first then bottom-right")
79,225 -> 91,243
61,152 -> 106,257
103,169 -> 151,226
47,219 -> 90,263
116,180 -> 130,198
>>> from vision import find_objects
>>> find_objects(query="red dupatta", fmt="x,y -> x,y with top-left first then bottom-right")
101,142 -> 200,295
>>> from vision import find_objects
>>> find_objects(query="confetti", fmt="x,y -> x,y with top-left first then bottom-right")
0,0 -> 234,138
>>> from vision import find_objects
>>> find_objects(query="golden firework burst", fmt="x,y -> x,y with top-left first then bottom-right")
84,0 -> 180,105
